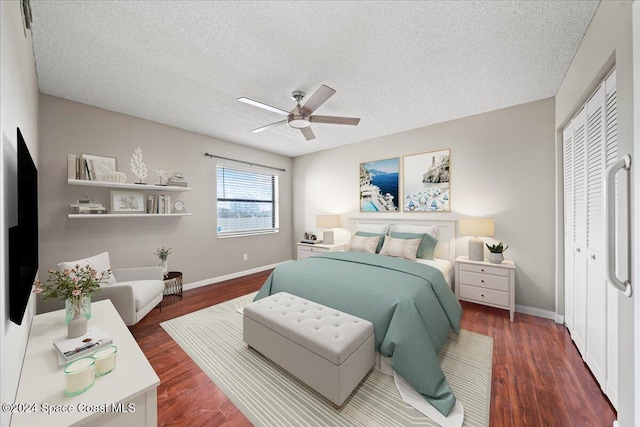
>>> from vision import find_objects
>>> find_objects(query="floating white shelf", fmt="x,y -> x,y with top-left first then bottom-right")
68,213 -> 192,219
67,179 -> 191,192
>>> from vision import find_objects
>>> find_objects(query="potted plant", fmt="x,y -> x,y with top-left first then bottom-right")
155,246 -> 172,275
33,265 -> 110,338
485,242 -> 509,264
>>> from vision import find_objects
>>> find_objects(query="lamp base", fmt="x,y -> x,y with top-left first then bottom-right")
468,237 -> 484,261
323,230 -> 335,245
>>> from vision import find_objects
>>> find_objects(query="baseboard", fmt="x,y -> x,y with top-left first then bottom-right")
515,304 -> 557,321
554,313 -> 565,324
613,421 -> 619,427
183,260 -> 293,291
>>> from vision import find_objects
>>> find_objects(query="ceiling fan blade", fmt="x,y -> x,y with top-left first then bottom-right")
300,85 -> 336,115
310,115 -> 361,126
300,127 -> 315,141
250,120 -> 287,133
238,97 -> 290,116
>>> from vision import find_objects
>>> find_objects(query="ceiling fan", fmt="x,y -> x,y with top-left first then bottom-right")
238,84 -> 361,141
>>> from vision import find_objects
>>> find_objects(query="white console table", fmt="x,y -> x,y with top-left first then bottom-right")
11,300 -> 160,426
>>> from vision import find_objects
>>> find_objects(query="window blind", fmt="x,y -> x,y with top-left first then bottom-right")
216,165 -> 279,236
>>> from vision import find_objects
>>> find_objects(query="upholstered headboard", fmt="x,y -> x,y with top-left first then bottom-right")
347,218 -> 456,262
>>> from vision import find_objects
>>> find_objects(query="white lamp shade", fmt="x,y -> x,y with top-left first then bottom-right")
316,214 -> 341,229
459,217 -> 495,237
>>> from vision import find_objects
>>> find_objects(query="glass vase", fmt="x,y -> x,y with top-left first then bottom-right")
65,295 -> 92,323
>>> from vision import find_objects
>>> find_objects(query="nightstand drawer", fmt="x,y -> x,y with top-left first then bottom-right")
459,271 -> 509,292
459,263 -> 509,277
459,284 -> 509,307
298,248 -> 322,259
299,246 -> 328,255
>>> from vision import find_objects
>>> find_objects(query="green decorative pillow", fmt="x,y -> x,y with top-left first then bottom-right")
390,231 -> 438,260
355,231 -> 385,253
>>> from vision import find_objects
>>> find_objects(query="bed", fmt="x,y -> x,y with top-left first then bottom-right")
253,219 -> 462,420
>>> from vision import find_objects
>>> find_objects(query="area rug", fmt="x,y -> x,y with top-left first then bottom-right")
160,292 -> 492,426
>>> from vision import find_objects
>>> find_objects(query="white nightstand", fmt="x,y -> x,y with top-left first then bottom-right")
455,256 -> 516,321
297,242 -> 346,260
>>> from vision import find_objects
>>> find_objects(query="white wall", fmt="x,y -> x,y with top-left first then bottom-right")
0,2 -> 40,426
36,94 -> 293,313
555,1 -> 636,425
293,97 -> 556,314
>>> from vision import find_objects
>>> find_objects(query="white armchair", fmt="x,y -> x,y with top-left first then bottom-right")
96,266 -> 165,326
37,252 -> 165,327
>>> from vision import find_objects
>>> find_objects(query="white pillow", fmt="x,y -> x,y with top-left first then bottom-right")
348,235 -> 381,254
390,224 -> 438,237
379,236 -> 421,261
355,223 -> 389,234
57,251 -> 116,286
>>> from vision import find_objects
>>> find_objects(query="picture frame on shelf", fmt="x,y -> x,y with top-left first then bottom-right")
110,191 -> 145,214
402,149 -> 450,212
172,200 -> 186,213
81,154 -> 117,182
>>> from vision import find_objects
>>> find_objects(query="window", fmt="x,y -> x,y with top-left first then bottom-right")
216,165 -> 279,236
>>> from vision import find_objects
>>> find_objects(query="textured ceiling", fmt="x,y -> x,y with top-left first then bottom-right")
30,1 -> 599,157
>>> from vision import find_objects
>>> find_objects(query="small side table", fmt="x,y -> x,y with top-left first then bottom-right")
455,256 -> 516,321
163,271 -> 183,298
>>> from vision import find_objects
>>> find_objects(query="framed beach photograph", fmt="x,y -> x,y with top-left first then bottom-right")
110,191 -> 145,214
81,154 -> 117,182
359,157 -> 399,212
402,149 -> 450,212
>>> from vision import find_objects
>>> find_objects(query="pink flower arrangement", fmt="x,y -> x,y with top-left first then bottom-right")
33,264 -> 110,302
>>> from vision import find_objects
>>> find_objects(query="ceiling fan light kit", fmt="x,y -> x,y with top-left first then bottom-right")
238,84 -> 360,141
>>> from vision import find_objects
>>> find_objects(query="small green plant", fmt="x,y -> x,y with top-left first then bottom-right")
154,246 -> 172,261
486,242 -> 509,253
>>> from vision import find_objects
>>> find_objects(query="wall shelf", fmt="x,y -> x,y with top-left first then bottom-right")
67,179 -> 191,192
68,213 -> 192,219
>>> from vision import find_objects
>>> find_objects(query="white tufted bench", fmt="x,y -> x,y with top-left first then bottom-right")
243,292 -> 375,407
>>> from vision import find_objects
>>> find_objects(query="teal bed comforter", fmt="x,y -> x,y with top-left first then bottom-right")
254,251 -> 463,416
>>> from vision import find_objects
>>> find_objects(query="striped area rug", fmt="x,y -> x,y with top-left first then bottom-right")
161,292 -> 492,426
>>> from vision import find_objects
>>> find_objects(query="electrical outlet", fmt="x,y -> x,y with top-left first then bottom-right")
243,253 -> 248,261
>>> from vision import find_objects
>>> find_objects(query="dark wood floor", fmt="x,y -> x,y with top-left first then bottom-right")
134,271 -> 616,426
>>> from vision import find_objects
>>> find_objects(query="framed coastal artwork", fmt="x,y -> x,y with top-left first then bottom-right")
110,191 -> 145,214
80,154 -> 117,182
402,149 -> 450,212
359,157 -> 399,212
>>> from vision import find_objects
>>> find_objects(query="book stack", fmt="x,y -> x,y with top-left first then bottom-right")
167,174 -> 188,187
71,198 -> 107,214
67,154 -> 77,180
53,326 -> 112,367
147,194 -> 171,214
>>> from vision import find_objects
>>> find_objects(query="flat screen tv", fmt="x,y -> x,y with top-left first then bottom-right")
8,128 -> 38,325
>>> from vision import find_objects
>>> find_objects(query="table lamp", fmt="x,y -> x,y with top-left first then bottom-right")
316,214 -> 341,245
459,217 -> 495,261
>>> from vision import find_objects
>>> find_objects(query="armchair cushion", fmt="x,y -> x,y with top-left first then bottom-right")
120,279 -> 165,311
57,251 -> 117,286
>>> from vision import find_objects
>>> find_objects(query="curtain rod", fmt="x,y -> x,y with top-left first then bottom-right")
204,153 -> 286,172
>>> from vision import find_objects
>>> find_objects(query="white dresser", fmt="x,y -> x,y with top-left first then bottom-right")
11,300 -> 159,427
297,242 -> 346,260
455,256 -> 516,321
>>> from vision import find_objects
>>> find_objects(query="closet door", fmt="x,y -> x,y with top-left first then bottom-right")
604,69 -> 618,408
572,107 -> 588,357
585,84 -> 606,387
563,124 -> 575,332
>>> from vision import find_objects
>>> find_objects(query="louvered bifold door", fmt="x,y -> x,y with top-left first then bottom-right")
604,69 -> 619,409
563,123 -> 575,332
572,107 -> 588,357
585,83 -> 606,388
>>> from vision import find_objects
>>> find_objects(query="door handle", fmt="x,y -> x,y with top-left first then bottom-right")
604,154 -> 632,297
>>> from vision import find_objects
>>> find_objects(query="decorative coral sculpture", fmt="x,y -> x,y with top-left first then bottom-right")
130,146 -> 148,184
